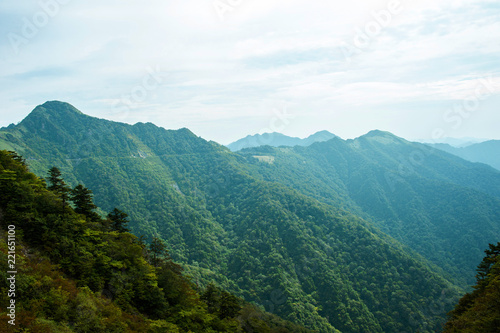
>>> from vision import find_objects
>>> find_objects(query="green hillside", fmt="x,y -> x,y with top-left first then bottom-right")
0,150 -> 311,332
237,131 -> 500,287
0,101 -> 469,332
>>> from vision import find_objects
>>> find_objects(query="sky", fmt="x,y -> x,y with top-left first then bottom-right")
0,0 -> 499,145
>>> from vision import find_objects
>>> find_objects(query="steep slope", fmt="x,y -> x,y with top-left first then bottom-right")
0,150 -> 312,333
237,131 -> 500,287
227,131 -> 337,151
0,101 -> 464,332
430,140 -> 500,171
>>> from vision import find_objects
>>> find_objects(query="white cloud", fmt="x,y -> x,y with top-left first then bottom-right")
0,0 -> 499,141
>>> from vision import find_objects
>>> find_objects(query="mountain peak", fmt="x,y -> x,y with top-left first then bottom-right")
40,101 -> 83,114
363,130 -> 396,138
303,131 -> 337,144
22,101 -> 85,124
41,100 -> 82,111
353,130 -> 407,146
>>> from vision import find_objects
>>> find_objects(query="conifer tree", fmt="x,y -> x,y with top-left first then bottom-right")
71,184 -> 100,221
107,208 -> 130,232
476,242 -> 500,286
149,237 -> 167,267
47,166 -> 70,206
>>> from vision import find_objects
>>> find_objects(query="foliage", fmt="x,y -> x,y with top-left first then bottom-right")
0,101 -> 484,332
444,242 -> 500,332
238,131 -> 500,288
0,149 -> 309,332
107,208 -> 130,233
47,166 -> 70,206
71,184 -> 100,222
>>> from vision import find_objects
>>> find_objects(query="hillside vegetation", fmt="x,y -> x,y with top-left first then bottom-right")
0,150 -> 310,332
444,242 -> 500,332
0,101 -> 489,332
238,132 -> 500,286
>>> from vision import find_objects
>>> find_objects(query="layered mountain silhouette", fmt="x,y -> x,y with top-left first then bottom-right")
429,141 -> 500,171
2,101 -> 499,332
227,130 -> 337,151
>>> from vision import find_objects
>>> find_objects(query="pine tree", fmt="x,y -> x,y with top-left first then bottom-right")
149,237 -> 167,267
476,242 -> 500,287
107,208 -> 130,233
444,242 -> 500,332
47,166 -> 70,206
71,184 -> 100,221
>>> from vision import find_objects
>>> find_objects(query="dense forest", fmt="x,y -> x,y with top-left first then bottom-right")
0,150 -> 312,332
238,132 -> 500,287
1,101 -> 499,332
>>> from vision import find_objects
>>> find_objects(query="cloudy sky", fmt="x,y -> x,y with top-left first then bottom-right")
0,0 -> 499,144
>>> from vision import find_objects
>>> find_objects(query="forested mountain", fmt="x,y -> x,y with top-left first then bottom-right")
0,101 -> 489,332
0,150 -> 309,332
429,140 -> 500,171
227,131 -> 337,151
238,131 -> 500,287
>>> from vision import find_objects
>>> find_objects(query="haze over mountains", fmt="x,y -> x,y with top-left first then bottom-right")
228,131 -> 500,172
428,141 -> 500,171
1,101 -> 499,332
227,131 -> 338,151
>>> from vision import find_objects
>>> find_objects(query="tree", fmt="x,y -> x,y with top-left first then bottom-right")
476,242 -> 500,286
201,284 -> 242,319
149,237 -> 168,267
71,184 -> 100,221
219,290 -> 241,319
201,283 -> 220,314
444,242 -> 500,332
8,150 -> 26,166
107,208 -> 130,233
47,166 -> 70,206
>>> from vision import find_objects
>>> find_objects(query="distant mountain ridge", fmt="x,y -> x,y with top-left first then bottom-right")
227,130 -> 337,151
417,137 -> 488,148
429,140 -> 500,171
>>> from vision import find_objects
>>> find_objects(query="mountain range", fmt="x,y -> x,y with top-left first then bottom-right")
1,101 -> 499,332
228,131 -> 500,173
237,131 -> 500,287
227,131 -> 337,151
428,141 -> 500,171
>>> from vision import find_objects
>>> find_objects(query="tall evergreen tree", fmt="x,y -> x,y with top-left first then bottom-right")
71,184 -> 100,221
444,242 -> 500,332
47,166 -> 70,206
107,208 -> 130,233
149,237 -> 168,267
476,242 -> 500,287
